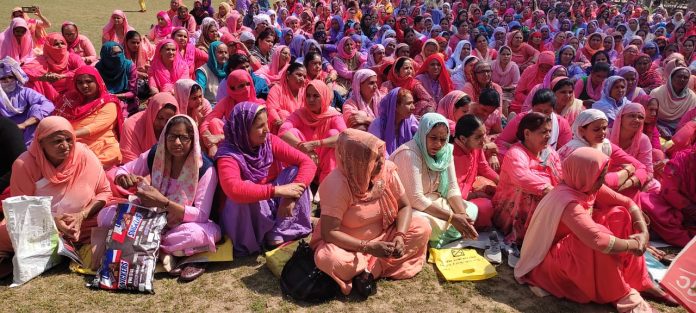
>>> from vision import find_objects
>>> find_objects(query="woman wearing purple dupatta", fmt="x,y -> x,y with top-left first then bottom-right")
216,102 -> 316,256
368,87 -> 419,156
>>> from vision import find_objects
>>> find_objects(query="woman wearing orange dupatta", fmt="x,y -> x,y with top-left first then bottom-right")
578,32 -> 604,62
120,93 -> 179,163
22,33 -> 85,104
201,69 -> 262,156
516,147 -> 672,312
0,116 -> 110,277
54,66 -> 124,169
311,129 -> 430,296
279,80 -> 346,182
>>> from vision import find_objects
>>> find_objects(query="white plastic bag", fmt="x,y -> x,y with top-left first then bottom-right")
2,195 -> 61,287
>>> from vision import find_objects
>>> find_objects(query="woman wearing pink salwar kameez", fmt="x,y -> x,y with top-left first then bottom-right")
311,129 -> 430,295
492,113 -> 562,244
640,146 -> 696,247
279,80 -> 346,182
99,115 -> 221,282
516,147 -> 673,312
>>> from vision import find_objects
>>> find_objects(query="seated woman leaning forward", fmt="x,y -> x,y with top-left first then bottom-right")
0,116 -> 111,278
279,79 -> 346,183
311,129 -> 431,296
101,115 -> 221,282
492,112 -> 563,244
390,113 -> 479,248
515,147 -> 676,312
640,146 -> 696,248
217,102 -> 316,256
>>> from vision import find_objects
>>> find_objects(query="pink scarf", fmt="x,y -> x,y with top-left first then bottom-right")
515,147 -> 609,280
171,27 -> 196,70
0,18 -> 34,63
608,102 -> 645,156
102,10 -> 134,44
255,45 -> 290,85
350,69 -> 383,118
148,39 -> 189,92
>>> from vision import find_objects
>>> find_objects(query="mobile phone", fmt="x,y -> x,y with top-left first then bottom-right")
21,6 -> 37,13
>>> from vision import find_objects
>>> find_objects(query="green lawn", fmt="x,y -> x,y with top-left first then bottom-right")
0,1 -> 690,311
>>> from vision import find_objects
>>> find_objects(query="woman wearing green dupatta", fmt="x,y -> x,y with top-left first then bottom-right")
390,113 -> 479,247
195,40 -> 229,106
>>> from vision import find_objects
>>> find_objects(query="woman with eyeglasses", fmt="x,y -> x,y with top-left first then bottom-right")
104,114 -> 221,282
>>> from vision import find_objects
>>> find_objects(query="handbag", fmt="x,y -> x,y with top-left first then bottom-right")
279,240 -> 339,302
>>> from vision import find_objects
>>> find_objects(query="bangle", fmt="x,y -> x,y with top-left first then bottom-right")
394,232 -> 406,240
360,240 -> 369,253
446,212 -> 454,226
164,200 -> 171,209
318,139 -> 324,147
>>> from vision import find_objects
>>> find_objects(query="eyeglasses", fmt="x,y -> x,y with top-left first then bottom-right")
166,134 -> 192,143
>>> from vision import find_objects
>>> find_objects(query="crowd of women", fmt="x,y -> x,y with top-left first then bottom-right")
1,0 -> 695,311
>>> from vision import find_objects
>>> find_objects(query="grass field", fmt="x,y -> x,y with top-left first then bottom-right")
0,1 -> 690,312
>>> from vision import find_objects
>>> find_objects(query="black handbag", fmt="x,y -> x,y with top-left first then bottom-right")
280,240 -> 339,302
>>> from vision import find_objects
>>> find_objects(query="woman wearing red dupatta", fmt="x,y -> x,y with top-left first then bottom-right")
22,33 -> 85,104
54,66 -> 124,169
201,69 -> 263,156
414,53 -> 453,105
279,80 -> 346,182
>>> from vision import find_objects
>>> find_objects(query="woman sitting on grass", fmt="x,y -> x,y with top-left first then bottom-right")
312,129 -> 431,296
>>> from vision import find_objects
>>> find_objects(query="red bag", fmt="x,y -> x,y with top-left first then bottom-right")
659,237 -> 696,312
